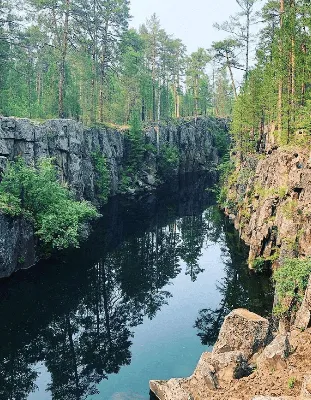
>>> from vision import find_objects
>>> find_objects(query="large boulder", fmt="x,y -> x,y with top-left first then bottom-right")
256,334 -> 290,370
149,352 -> 218,400
188,352 -> 218,391
211,350 -> 251,381
212,309 -> 270,359
295,275 -> 311,330
149,378 -> 190,400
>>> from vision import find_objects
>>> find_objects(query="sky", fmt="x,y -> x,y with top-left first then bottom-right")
129,0 -> 264,86
129,0 -> 243,54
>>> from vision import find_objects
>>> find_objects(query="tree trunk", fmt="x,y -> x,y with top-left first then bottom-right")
245,4 -> 250,80
226,54 -> 237,99
277,0 -> 285,132
58,0 -> 70,119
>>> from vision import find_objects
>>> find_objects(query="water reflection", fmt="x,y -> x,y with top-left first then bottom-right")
0,173 -> 273,400
194,215 -> 272,346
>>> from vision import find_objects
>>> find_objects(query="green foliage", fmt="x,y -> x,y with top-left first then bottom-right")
127,112 -> 145,171
0,158 -> 99,249
288,377 -> 296,389
273,258 -> 311,316
216,156 -> 235,208
214,129 -> 230,159
252,257 -> 266,273
157,145 -> 179,180
92,150 -> 111,203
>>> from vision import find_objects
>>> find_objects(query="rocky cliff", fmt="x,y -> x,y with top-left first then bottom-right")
0,116 -> 227,278
150,307 -> 311,400
225,147 -> 311,269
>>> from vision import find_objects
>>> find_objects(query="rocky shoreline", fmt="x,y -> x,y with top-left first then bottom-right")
150,305 -> 311,400
149,134 -> 311,400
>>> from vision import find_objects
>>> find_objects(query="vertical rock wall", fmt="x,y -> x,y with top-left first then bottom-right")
0,116 -> 227,278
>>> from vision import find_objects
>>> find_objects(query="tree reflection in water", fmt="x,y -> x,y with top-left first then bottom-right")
0,173 -> 272,400
194,210 -> 273,347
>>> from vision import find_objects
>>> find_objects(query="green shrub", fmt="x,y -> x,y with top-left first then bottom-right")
214,129 -> 230,159
126,112 -> 145,171
252,256 -> 266,273
92,150 -> 111,202
0,158 -> 99,249
288,377 -> 296,389
273,258 -> 311,315
157,144 -> 179,180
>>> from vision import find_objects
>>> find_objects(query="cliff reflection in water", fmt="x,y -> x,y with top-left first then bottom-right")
0,173 -> 273,400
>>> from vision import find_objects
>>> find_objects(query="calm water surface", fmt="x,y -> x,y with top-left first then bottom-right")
0,174 -> 273,400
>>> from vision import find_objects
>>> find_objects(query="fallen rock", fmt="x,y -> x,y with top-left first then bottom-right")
301,375 -> 311,398
211,350 -> 251,381
212,309 -> 270,359
257,334 -> 290,370
189,352 -> 218,391
295,275 -> 311,330
149,378 -> 190,400
149,353 -> 218,400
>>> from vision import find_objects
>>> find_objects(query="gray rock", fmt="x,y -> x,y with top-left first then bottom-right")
257,334 -> 290,369
0,213 -> 37,278
295,275 -> 311,330
212,308 -> 270,359
0,116 -> 227,277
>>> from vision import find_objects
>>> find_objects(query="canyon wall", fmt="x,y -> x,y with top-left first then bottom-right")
225,146 -> 311,268
0,116 -> 227,278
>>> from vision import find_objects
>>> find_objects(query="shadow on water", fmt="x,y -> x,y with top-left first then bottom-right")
0,172 -> 273,400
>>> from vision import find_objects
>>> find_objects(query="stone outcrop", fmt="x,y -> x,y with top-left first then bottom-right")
149,309 -> 269,399
0,214 -> 37,278
257,334 -> 290,370
0,116 -> 226,278
212,309 -> 270,358
0,117 -> 223,201
226,148 -> 311,267
295,276 -> 311,330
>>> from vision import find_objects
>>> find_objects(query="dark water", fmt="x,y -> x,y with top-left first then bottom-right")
0,173 -> 273,400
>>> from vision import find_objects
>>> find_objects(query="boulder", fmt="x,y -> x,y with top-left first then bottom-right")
256,334 -> 290,370
301,375 -> 311,398
149,353 -> 218,400
188,352 -> 218,391
211,350 -> 251,381
295,275 -> 311,330
212,309 -> 270,359
149,378 -> 190,400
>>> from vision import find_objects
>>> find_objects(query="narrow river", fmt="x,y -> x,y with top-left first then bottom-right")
0,173 -> 273,400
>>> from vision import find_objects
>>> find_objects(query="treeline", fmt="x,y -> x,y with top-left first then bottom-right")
0,1 -> 233,125
232,0 -> 311,152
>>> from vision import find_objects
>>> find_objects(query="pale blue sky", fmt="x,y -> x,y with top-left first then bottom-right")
130,0 -> 264,86
130,0 -> 245,53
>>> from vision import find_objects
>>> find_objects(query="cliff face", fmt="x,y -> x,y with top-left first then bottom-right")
0,117 -> 223,201
0,116 -> 226,278
226,146 -> 311,268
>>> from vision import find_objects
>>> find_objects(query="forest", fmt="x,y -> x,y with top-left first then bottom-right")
232,0 -> 311,152
0,0 -> 234,125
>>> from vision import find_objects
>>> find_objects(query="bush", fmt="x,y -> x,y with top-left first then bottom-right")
273,258 -> 311,315
157,144 -> 179,180
0,158 -> 99,249
92,150 -> 111,202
